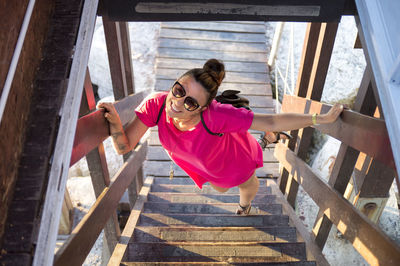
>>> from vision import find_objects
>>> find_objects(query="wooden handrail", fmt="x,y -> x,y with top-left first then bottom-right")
55,142 -> 148,266
282,94 -> 395,170
70,89 -> 150,166
108,176 -> 154,265
274,143 -> 400,265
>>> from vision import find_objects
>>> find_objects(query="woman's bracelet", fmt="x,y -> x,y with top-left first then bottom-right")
312,113 -> 318,125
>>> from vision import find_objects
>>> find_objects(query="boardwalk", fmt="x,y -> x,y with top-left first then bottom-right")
144,21 -> 279,179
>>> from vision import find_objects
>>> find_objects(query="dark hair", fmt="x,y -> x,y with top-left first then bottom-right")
180,59 -> 225,106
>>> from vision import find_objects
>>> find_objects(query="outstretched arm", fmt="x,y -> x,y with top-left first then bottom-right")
250,103 -> 343,132
97,102 -> 148,155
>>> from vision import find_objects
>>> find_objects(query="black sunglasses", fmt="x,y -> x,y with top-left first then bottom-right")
171,81 -> 201,111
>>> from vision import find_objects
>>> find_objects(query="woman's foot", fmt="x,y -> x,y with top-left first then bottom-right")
236,203 -> 252,215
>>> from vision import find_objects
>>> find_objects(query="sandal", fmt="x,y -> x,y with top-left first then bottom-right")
236,203 -> 252,215
258,131 -> 292,150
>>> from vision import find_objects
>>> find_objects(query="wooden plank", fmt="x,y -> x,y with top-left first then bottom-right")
306,22 -> 338,99
133,226 -> 295,242
54,143 -> 148,266
128,242 -> 306,262
156,68 -> 269,84
138,213 -> 288,227
354,157 -> 395,198
160,28 -> 266,43
158,47 -> 268,63
274,143 -> 400,265
70,90 -> 150,166
144,161 -> 279,178
156,58 -> 268,73
32,1 -> 98,265
99,0 -> 351,22
103,17 -> 134,100
161,21 -> 266,33
268,179 -> 329,266
79,70 -> 120,255
155,79 -> 272,95
108,176 -> 154,266
294,23 -> 321,97
282,95 -> 395,169
159,38 -> 267,53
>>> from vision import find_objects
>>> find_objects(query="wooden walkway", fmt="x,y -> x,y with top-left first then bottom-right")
144,21 -> 279,179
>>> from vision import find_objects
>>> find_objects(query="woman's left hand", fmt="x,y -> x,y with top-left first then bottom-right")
319,103 -> 344,124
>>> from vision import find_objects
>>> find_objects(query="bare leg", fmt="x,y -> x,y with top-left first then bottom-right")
238,172 -> 259,207
209,182 -> 230,193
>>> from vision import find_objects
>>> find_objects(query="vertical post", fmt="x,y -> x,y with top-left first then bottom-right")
281,22 -> 338,208
103,16 -> 144,206
103,16 -> 135,100
279,22 -> 321,193
80,68 -> 121,258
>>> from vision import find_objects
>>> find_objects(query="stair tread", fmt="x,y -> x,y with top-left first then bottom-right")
127,242 -> 307,262
147,193 -> 276,204
133,226 -> 298,242
122,262 -> 316,266
143,202 -> 282,215
138,213 -> 289,227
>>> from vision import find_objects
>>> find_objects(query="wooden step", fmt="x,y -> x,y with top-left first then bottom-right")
133,226 -> 297,242
122,262 -> 316,266
147,193 -> 276,204
138,213 -> 289,227
150,184 -> 272,194
127,242 -> 307,262
142,202 -> 282,215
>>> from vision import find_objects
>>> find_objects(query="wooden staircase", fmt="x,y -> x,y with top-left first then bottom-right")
121,177 -> 316,265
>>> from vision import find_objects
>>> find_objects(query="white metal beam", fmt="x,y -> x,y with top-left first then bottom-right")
355,0 -> 400,178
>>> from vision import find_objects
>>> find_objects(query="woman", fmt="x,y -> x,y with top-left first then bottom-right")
98,59 -> 343,215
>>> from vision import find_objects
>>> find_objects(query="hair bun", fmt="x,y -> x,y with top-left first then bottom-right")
203,59 -> 225,86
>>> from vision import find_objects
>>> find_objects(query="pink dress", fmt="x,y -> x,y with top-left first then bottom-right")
135,92 -> 263,189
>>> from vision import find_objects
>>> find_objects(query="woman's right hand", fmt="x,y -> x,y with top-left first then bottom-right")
97,102 -> 122,126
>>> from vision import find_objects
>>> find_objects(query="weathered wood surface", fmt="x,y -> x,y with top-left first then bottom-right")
274,143 -> 400,265
142,202 -> 281,215
160,38 -> 267,53
79,69 -> 120,256
103,17 -> 135,99
158,47 -> 268,62
133,226 -> 296,242
160,28 -> 266,43
282,94 -> 395,169
30,0 -> 93,265
99,0 -> 354,22
128,242 -> 307,262
162,21 -> 267,33
268,179 -> 329,266
108,176 -> 154,266
54,143 -> 147,266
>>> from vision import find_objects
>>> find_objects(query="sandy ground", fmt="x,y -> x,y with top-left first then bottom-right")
65,17 -> 399,266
